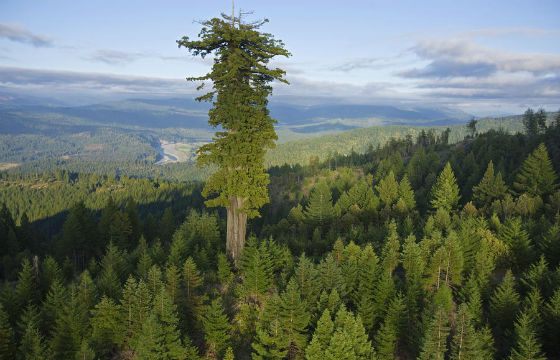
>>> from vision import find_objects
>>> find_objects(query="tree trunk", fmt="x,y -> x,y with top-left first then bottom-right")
226,196 -> 247,265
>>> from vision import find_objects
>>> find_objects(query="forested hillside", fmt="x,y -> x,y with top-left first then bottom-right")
1,112 -> 559,359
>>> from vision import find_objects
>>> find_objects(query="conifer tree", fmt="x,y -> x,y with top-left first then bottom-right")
523,108 -> 538,136
238,238 -> 273,304
252,295 -> 288,360
305,181 -> 335,226
179,10 -> 290,263
450,304 -> 492,360
18,322 -> 48,360
418,309 -> 450,360
0,304 -> 15,360
90,296 -> 124,357
278,279 -> 310,356
401,235 -> 426,355
306,307 -> 373,360
376,171 -> 399,209
202,298 -> 231,359
42,279 -> 67,336
395,175 -> 416,215
15,258 -> 39,310
490,270 -> 520,356
544,288 -> 560,357
134,289 -> 187,360
499,218 -> 534,271
356,244 -> 379,329
473,161 -> 508,208
430,162 -> 461,212
508,311 -> 545,360
375,294 -> 405,360
513,143 -> 558,197
305,309 -> 334,360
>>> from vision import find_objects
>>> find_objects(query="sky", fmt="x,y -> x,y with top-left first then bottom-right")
0,0 -> 559,115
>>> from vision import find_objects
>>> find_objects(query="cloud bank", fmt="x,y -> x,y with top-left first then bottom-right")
0,23 -> 53,47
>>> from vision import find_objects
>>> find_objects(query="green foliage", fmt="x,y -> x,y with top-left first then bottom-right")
305,181 -> 335,226
0,304 -> 15,360
508,311 -> 546,360
134,289 -> 187,360
513,143 -> 558,197
375,294 -> 405,360
430,162 -> 461,212
473,161 -> 508,209
305,307 -> 373,360
450,304 -> 493,360
201,298 -> 231,359
178,13 -> 290,218
418,309 -> 450,360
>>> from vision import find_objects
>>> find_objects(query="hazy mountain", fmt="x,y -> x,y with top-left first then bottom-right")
0,94 -> 473,135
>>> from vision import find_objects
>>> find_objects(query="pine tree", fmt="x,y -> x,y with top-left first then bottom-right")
418,309 -> 450,360
90,296 -> 124,357
305,309 -> 334,360
401,235 -> 426,356
508,311 -> 545,360
238,238 -> 273,304
544,288 -> 560,357
18,322 -> 48,360
499,218 -> 534,271
356,244 -> 379,331
450,304 -> 492,360
202,298 -> 231,359
490,270 -> 520,356
513,143 -> 558,197
430,162 -> 461,212
523,108 -> 539,136
305,181 -> 335,226
178,11 -> 290,263
0,304 -> 15,360
134,289 -> 187,360
159,207 -> 175,244
278,279 -> 310,357
252,295 -> 289,360
120,277 -> 152,350
42,279 -> 67,336
375,294 -> 405,360
473,161 -> 508,208
15,258 -> 39,311
376,171 -> 399,209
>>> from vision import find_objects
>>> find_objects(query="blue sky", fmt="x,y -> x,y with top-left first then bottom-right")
1,0 -> 559,115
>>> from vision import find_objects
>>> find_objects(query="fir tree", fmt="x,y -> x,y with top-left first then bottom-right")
544,288 -> 560,357
473,161 -> 508,208
376,171 -> 399,209
523,108 -> 538,136
375,293 -> 405,360
508,311 -> 546,360
0,304 -> 15,360
430,162 -> 461,212
238,238 -> 273,304
418,309 -> 450,360
450,304 -> 492,360
490,270 -> 520,356
202,298 -> 231,359
90,296 -> 124,357
499,218 -> 534,271
513,143 -> 558,197
305,309 -> 334,360
134,289 -> 187,360
178,11 -> 290,262
305,181 -> 335,226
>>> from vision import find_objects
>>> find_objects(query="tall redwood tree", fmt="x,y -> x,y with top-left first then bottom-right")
178,11 -> 290,263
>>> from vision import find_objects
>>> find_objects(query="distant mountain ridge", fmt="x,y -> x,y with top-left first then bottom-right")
0,94 -> 473,134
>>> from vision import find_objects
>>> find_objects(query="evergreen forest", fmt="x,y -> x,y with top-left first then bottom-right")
1,109 -> 560,359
